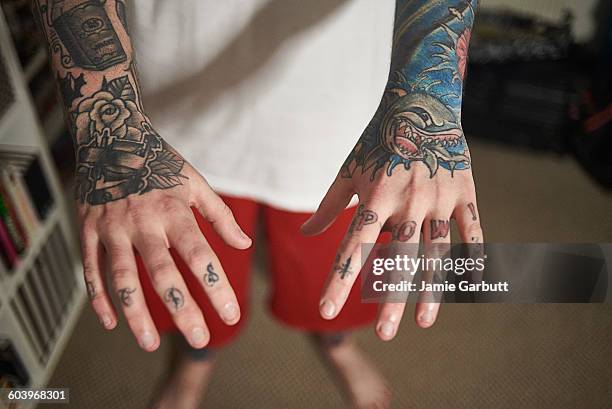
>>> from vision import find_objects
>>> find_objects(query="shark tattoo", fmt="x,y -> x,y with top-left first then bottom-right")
342,0 -> 477,179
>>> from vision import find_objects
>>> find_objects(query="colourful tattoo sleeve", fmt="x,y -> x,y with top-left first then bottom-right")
342,0 -> 477,179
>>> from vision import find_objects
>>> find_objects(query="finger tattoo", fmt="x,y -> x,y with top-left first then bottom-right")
203,263 -> 219,287
349,204 -> 378,234
333,255 -> 353,280
85,280 -> 96,300
430,220 -> 450,239
392,220 -> 417,242
467,202 -> 477,221
118,287 -> 136,307
163,287 -> 184,310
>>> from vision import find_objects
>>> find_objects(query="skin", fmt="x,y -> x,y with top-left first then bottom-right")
32,0 -> 251,351
33,0 -> 484,354
302,0 -> 484,341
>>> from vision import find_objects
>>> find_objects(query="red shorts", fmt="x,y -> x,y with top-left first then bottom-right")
137,196 -> 377,348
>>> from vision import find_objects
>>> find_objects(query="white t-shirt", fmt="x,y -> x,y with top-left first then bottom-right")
130,0 -> 394,212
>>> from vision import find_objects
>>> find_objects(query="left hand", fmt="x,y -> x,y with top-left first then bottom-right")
301,91 -> 483,341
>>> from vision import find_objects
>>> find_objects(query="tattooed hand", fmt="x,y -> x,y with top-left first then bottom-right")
79,155 -> 251,351
302,0 -> 483,341
72,80 -> 251,352
32,0 -> 251,351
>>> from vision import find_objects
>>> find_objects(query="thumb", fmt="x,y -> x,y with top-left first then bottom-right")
192,175 -> 252,250
301,176 -> 354,236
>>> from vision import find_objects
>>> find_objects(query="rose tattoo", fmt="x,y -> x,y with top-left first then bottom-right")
74,75 -> 186,205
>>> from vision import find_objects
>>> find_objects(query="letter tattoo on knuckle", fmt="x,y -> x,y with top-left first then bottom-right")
348,204 -> 379,234
392,220 -> 417,242
163,287 -> 184,310
430,219 -> 450,240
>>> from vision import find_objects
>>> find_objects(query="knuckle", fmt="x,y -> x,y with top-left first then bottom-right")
82,261 -> 98,280
184,245 -> 209,267
98,221 -> 122,240
126,204 -> 148,226
110,267 -> 132,283
366,185 -> 387,203
103,239 -> 125,255
148,261 -> 176,284
159,196 -> 181,214
81,215 -> 97,235
220,202 -> 233,219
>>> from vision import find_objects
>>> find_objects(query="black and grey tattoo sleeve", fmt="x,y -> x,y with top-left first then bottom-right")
32,0 -> 186,206
342,0 -> 477,179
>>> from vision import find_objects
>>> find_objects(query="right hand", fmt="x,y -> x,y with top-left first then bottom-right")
78,150 -> 251,352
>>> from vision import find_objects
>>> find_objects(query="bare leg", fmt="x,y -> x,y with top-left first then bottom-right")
151,340 -> 216,409
313,333 -> 392,409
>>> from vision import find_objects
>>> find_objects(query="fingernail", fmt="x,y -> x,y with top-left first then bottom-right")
222,302 -> 239,322
100,314 -> 112,328
191,327 -> 207,345
320,300 -> 336,319
379,322 -> 395,338
240,229 -> 250,241
419,310 -> 434,326
140,331 -> 155,349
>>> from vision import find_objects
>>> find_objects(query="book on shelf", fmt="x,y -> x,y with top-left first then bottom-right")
0,182 -> 27,254
0,218 -> 18,269
0,146 -> 55,274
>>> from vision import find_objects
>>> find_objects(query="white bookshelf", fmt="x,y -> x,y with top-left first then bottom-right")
0,7 -> 84,409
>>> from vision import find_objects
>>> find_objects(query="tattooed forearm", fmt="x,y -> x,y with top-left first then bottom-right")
73,76 -> 186,204
47,0 -> 127,70
204,263 -> 219,287
430,219 -> 450,240
115,0 -> 129,34
31,1 -> 186,206
163,287 -> 184,310
342,0 -> 477,179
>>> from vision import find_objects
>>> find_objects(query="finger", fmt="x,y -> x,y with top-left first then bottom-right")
454,200 -> 485,284
133,231 -> 210,348
454,200 -> 484,244
194,181 -> 251,250
416,216 -> 452,328
81,228 -> 117,330
301,176 -> 354,236
319,203 -> 386,320
166,209 -> 241,326
376,303 -> 408,341
101,233 -> 160,351
375,217 -> 423,341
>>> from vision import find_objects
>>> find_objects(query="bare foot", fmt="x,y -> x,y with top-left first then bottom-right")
315,335 -> 392,409
150,353 -> 216,409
